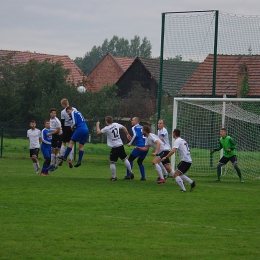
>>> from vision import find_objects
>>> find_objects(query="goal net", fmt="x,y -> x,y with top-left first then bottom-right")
172,97 -> 260,179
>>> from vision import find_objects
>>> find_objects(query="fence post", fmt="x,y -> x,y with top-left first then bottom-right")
0,127 -> 3,158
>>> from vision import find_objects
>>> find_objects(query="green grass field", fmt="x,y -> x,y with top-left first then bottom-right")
0,139 -> 260,259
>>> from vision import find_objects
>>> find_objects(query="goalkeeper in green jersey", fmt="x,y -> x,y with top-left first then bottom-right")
210,128 -> 244,182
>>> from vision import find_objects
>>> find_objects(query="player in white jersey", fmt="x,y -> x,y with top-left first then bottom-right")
27,120 -> 41,173
157,119 -> 175,179
96,116 -> 133,181
162,128 -> 196,192
47,108 -> 63,171
135,125 -> 174,184
59,98 -> 76,168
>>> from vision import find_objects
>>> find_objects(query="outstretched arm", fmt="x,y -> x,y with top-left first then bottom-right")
210,141 -> 223,154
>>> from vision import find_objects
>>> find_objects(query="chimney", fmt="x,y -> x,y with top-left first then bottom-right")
237,63 -> 248,98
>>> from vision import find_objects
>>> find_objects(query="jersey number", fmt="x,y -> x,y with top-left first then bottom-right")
112,128 -> 119,138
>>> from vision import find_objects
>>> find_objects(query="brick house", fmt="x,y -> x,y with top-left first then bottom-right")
0,50 -> 87,87
179,54 -> 260,97
86,52 -> 134,92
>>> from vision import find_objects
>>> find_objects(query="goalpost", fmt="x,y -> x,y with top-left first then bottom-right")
172,97 -> 260,179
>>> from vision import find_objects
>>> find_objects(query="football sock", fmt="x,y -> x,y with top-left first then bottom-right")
124,159 -> 132,173
42,162 -> 49,173
180,174 -> 193,184
159,162 -> 168,174
64,147 -> 72,159
175,176 -> 186,191
169,170 -> 174,177
110,163 -> 116,178
235,168 -> 242,179
217,169 -> 221,180
126,161 -> 133,177
154,164 -> 164,179
60,145 -> 66,156
139,164 -> 146,179
78,150 -> 84,162
51,154 -> 55,165
33,163 -> 37,171
69,145 -> 74,161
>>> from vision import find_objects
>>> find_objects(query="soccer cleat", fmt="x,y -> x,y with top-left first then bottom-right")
36,169 -> 40,174
157,178 -> 165,184
123,176 -> 131,180
164,173 -> 169,180
130,173 -> 134,180
49,166 -> 57,172
69,160 -> 73,168
214,179 -> 221,182
180,189 -> 186,192
110,177 -> 117,181
190,181 -> 196,192
48,165 -> 55,171
58,160 -> 63,166
140,178 -> 146,181
74,162 -> 81,167
240,179 -> 245,183
58,155 -> 67,161
41,172 -> 49,176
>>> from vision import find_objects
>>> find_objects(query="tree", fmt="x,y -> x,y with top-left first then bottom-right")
0,56 -> 121,128
74,35 -> 152,75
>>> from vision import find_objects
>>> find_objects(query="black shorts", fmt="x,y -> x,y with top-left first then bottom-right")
176,161 -> 192,174
51,135 -> 62,149
219,155 -> 237,164
30,148 -> 40,158
110,145 -> 127,163
156,150 -> 171,165
62,126 -> 73,143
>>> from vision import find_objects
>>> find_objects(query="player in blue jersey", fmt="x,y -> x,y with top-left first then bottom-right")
58,106 -> 89,167
125,117 -> 148,180
40,120 -> 52,176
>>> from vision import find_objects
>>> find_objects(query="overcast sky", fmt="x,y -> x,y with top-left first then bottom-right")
1,0 -> 260,60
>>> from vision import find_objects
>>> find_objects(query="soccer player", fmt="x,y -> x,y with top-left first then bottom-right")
125,117 -> 148,181
135,125 -> 172,184
210,127 -> 243,182
96,116 -> 133,181
59,98 -> 76,168
40,120 -> 52,176
157,119 -> 175,179
58,106 -> 89,167
47,108 -> 63,171
162,128 -> 196,192
27,120 -> 41,173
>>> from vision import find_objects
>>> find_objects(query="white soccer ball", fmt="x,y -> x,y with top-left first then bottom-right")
77,85 -> 86,94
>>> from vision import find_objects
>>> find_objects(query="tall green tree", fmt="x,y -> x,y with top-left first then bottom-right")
74,35 -> 152,75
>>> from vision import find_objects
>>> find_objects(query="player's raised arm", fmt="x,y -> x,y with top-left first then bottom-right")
96,121 -> 102,135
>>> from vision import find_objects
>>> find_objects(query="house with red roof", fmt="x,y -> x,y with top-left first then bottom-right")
0,50 -> 87,87
179,54 -> 260,97
86,53 -> 134,92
